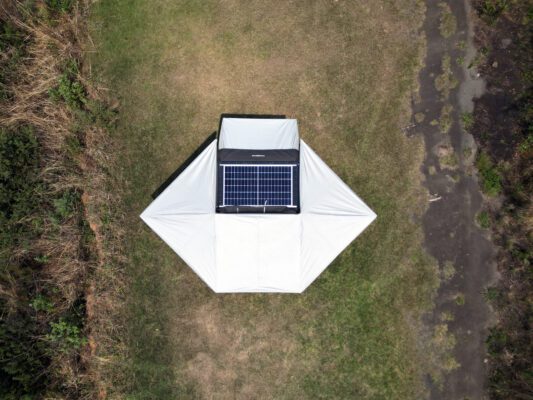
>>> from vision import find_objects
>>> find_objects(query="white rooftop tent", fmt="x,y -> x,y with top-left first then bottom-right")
141,117 -> 376,293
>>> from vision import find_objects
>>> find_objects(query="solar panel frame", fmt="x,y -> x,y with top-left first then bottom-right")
221,164 -> 297,208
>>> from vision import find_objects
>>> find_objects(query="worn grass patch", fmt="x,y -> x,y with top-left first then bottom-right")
89,1 -> 444,398
439,103 -> 454,134
435,55 -> 458,100
438,2 -> 457,38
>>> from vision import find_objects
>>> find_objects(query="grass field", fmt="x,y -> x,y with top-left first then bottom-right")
89,1 -> 444,398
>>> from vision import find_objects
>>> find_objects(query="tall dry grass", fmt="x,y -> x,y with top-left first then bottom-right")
0,1 -> 126,398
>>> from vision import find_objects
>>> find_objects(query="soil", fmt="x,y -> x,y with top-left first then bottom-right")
415,1 -> 498,399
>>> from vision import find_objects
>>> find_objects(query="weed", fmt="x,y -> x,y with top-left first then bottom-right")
440,312 -> 454,322
439,104 -> 453,134
46,319 -> 87,352
439,3 -> 457,38
52,190 -> 79,222
30,294 -> 54,313
442,261 -> 456,280
476,210 -> 491,229
476,152 -> 502,196
435,55 -> 458,99
64,134 -> 83,156
414,112 -> 425,123
468,47 -> 489,69
33,254 -> 50,264
454,293 -> 465,306
518,133 -> 532,153
477,0 -> 509,25
461,112 -> 474,130
483,287 -> 501,303
486,327 -> 507,355
45,0 -> 75,13
49,73 -> 86,109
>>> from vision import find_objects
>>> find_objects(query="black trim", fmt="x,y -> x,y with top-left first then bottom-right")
216,205 -> 300,214
218,149 -> 299,163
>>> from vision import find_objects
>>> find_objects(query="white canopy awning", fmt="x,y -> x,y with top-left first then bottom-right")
141,131 -> 376,293
218,117 -> 299,150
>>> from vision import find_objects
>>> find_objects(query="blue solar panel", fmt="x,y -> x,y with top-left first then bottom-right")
222,165 -> 295,207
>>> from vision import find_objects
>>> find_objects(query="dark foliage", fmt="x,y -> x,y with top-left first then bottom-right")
471,1 -> 533,398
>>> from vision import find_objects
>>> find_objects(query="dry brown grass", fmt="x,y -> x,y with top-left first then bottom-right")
0,1 -> 124,397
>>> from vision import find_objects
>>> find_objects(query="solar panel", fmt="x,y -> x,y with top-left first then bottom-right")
222,164 -> 296,207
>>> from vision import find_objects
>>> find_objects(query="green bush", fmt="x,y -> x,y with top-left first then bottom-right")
0,126 -> 40,234
476,152 -> 502,196
0,307 -> 50,397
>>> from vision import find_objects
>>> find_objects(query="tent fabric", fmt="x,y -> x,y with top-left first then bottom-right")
218,118 -> 299,150
141,132 -> 376,293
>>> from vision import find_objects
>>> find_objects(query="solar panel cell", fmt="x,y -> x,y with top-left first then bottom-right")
222,164 -> 295,207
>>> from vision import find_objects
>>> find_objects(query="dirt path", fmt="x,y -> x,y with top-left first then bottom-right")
415,1 -> 498,399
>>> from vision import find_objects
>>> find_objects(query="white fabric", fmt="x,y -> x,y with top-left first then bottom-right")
219,118 -> 299,150
141,135 -> 376,293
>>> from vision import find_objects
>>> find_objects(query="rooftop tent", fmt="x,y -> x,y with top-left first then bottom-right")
140,115 -> 376,293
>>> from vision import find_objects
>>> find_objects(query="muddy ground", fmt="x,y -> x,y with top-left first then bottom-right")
415,1 -> 498,399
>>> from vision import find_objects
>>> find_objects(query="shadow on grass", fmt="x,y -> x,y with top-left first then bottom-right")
151,131 -> 217,199
151,114 -> 286,200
